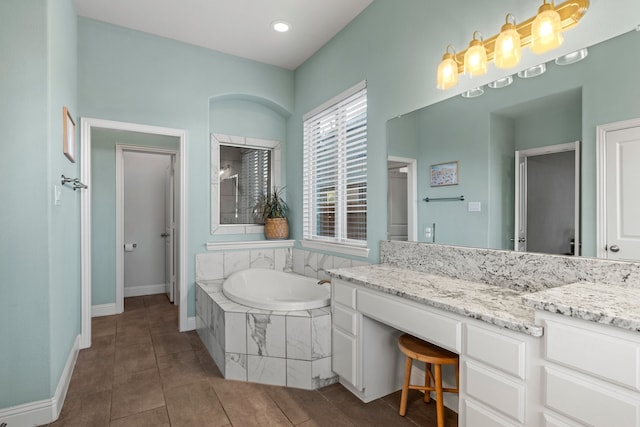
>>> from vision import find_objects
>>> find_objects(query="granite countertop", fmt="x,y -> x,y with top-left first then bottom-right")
328,264 -> 543,337
521,282 -> 640,332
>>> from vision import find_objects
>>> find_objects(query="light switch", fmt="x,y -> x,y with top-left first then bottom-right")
54,185 -> 61,206
468,201 -> 481,212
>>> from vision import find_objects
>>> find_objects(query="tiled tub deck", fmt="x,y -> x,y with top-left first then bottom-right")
196,280 -> 337,390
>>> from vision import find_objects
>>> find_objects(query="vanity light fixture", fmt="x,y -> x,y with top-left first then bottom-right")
517,63 -> 546,78
555,48 -> 588,65
461,87 -> 485,98
488,75 -> 514,89
436,45 -> 459,90
435,0 -> 589,90
531,1 -> 563,54
271,20 -> 291,33
464,32 -> 488,77
495,14 -> 521,69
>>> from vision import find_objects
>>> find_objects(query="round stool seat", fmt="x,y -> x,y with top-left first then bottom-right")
397,333 -> 459,427
398,334 -> 458,365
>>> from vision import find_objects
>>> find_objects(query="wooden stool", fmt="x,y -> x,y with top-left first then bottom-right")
398,333 -> 459,427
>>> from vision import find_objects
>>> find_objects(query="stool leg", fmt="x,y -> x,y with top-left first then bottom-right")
424,362 -> 432,403
399,356 -> 412,416
434,364 -> 445,427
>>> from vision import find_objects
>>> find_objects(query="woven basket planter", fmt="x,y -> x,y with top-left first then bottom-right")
264,218 -> 289,240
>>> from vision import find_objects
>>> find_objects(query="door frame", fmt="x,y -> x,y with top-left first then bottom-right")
514,141 -> 580,254
116,145 -> 178,313
79,118 -> 189,349
596,117 -> 640,258
387,156 -> 418,241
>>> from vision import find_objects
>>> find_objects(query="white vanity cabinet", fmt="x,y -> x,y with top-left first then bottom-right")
330,278 -> 545,425
461,322 -> 542,427
537,311 -> 640,427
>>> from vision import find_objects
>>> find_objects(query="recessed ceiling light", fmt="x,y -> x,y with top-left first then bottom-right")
272,20 -> 291,33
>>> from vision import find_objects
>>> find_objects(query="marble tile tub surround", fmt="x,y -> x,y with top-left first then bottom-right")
196,281 -> 336,389
196,246 -> 369,282
381,241 -> 640,292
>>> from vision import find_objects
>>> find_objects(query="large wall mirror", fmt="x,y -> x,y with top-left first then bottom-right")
386,30 -> 640,258
211,133 -> 281,235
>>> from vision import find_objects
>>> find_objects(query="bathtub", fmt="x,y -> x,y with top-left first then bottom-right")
222,268 -> 330,311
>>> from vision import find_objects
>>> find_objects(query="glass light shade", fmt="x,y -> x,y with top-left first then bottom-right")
488,75 -> 513,89
531,3 -> 563,54
437,53 -> 459,90
555,48 -> 588,65
517,63 -> 546,78
495,23 -> 521,69
464,39 -> 488,76
461,87 -> 484,98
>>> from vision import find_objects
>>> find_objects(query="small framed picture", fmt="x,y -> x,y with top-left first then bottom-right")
430,161 -> 459,187
63,106 -> 76,163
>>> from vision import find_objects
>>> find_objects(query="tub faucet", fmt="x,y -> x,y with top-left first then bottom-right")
317,279 -> 331,285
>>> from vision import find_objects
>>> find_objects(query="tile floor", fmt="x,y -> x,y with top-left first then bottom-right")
44,294 -> 458,426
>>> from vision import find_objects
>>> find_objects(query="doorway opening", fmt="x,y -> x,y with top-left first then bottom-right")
514,141 -> 580,255
79,118 -> 188,350
117,147 -> 178,309
387,156 -> 417,241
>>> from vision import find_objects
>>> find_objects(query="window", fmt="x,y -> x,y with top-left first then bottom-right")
211,134 -> 281,235
303,82 -> 367,252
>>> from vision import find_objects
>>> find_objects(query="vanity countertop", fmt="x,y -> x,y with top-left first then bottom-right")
521,281 -> 640,332
328,264 -> 543,337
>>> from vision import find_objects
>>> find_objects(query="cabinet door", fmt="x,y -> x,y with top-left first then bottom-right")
332,327 -> 359,389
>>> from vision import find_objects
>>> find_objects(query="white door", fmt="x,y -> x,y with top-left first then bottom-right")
602,125 -> 640,261
514,142 -> 580,255
164,156 -> 176,302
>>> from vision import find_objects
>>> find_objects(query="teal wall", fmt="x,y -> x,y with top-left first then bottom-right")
91,130 -> 180,305
78,18 -> 294,315
386,31 -> 639,256
0,0 -> 78,409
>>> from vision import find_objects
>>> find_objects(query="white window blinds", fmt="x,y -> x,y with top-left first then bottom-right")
303,82 -> 367,246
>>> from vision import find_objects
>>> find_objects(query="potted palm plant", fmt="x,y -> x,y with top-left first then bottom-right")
255,186 -> 289,239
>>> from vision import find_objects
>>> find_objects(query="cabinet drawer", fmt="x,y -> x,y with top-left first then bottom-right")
465,360 -> 525,423
463,399 -> 517,427
466,324 -> 526,380
333,280 -> 357,309
333,304 -> 358,335
357,289 -> 461,352
544,367 -> 640,427
545,318 -> 640,390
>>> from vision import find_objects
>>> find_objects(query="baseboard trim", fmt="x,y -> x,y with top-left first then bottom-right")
0,334 -> 79,426
92,303 -> 117,317
124,283 -> 166,298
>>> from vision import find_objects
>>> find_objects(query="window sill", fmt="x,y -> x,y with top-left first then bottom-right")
206,240 -> 295,251
300,240 -> 370,258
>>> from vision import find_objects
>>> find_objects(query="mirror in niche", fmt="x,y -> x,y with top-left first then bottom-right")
386,30 -> 640,258
211,133 -> 281,234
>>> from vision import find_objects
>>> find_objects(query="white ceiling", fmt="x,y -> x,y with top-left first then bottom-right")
73,0 -> 374,70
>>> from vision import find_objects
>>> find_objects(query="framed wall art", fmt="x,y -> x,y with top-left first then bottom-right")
63,106 -> 76,163
430,161 -> 458,187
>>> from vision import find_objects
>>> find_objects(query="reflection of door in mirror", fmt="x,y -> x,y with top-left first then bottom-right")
514,142 -> 580,255
387,165 -> 408,241
598,119 -> 640,261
